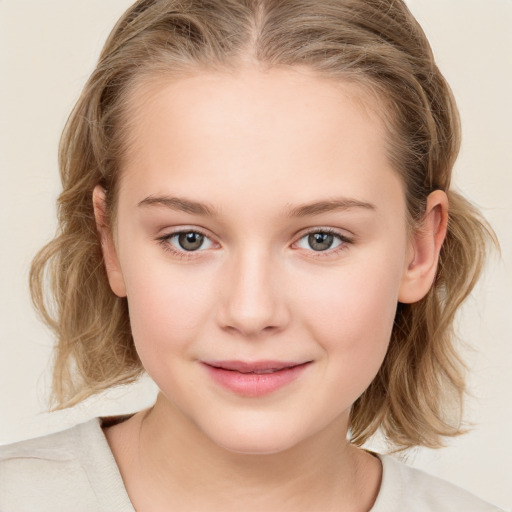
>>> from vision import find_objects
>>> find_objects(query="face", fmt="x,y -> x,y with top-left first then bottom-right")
99,67 -> 417,454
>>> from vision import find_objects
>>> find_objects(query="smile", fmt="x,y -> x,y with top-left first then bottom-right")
201,360 -> 312,397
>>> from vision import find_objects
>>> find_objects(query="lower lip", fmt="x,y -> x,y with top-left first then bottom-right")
202,362 -> 311,397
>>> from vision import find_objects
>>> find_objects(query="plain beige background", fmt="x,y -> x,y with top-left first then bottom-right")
1,0 -> 511,509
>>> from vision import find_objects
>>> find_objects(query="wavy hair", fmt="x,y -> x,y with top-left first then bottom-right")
30,0 -> 496,450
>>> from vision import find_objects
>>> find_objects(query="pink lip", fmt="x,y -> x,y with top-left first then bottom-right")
202,360 -> 311,397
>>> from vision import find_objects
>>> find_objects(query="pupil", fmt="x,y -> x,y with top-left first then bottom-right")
308,233 -> 333,251
178,232 -> 204,251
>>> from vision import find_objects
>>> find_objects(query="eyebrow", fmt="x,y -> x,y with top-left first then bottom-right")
137,195 -> 376,217
285,198 -> 376,217
137,195 -> 217,216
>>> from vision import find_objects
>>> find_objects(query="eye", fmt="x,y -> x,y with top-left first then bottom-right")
295,230 -> 347,252
165,230 -> 215,252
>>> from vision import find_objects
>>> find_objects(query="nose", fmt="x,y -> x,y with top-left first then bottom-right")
217,247 -> 290,338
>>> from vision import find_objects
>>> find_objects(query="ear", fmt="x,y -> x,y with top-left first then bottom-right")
92,185 -> 127,298
398,190 -> 449,304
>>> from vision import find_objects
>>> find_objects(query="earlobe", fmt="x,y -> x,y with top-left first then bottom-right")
398,190 -> 449,304
92,185 -> 127,298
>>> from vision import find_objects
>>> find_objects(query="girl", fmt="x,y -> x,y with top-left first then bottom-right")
0,0 -> 505,510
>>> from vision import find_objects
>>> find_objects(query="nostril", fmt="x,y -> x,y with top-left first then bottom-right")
216,268 -> 291,336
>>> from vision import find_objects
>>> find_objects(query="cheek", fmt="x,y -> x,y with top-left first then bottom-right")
121,261 -> 217,365
294,254 -> 404,386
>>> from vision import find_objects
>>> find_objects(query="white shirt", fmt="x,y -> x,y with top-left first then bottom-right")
0,418 -> 504,512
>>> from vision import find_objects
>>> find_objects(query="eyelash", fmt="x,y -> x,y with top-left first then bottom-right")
156,227 -> 353,260
157,228 -> 214,261
294,228 -> 353,259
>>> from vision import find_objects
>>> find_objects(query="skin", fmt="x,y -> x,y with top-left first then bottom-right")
94,66 -> 448,511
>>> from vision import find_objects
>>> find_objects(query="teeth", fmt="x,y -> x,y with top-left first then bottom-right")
215,365 -> 299,373
232,368 -> 281,374
250,368 -> 287,374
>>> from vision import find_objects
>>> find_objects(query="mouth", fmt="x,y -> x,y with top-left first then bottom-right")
205,360 -> 308,373
201,360 -> 312,397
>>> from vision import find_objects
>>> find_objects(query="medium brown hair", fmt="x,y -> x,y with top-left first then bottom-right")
30,0 -> 495,450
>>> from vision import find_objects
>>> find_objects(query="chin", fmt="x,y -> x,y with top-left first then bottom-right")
201,416 -> 312,456
215,434 -> 300,456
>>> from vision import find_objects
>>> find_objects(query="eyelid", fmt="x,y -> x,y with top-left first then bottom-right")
293,226 -> 353,243
155,225 -> 354,260
156,226 -> 219,258
292,227 -> 354,255
160,226 -> 213,240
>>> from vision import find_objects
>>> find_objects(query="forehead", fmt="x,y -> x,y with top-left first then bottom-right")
117,66 -> 402,216
122,66 -> 385,160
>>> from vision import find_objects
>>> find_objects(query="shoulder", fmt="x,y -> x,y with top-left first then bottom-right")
0,418 -> 134,512
372,454 -> 505,512
1,419 -> 82,462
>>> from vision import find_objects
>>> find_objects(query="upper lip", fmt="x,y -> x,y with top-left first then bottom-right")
202,360 -> 310,374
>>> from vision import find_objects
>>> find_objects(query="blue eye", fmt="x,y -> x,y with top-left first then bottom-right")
167,231 -> 215,252
296,230 -> 346,252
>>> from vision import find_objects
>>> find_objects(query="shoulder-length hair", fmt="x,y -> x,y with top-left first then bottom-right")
30,0 -> 496,451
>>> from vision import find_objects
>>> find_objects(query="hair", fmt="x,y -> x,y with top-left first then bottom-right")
30,0 -> 496,451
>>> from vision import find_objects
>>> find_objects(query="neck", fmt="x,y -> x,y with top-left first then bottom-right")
105,394 -> 381,512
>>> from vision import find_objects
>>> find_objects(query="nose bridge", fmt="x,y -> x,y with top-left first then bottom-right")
219,243 -> 289,337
